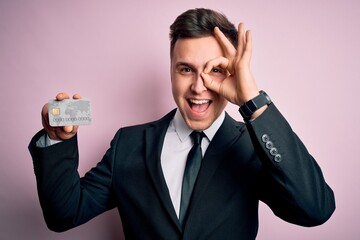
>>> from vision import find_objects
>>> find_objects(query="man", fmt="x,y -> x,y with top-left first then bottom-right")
29,8 -> 335,239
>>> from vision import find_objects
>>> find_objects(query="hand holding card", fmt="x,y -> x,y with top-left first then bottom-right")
41,93 -> 87,141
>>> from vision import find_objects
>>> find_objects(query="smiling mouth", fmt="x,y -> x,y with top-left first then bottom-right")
188,99 -> 212,113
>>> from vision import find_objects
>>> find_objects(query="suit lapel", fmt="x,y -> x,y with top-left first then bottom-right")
144,109 -> 182,231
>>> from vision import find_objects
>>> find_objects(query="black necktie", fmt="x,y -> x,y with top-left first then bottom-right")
179,131 -> 204,227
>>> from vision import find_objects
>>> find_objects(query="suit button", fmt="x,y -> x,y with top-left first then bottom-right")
270,147 -> 278,156
261,134 -> 270,143
265,141 -> 274,149
274,154 -> 282,162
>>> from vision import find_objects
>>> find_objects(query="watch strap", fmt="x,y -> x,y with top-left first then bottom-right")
239,90 -> 272,120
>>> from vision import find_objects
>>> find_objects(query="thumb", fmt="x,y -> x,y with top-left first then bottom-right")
63,126 -> 74,133
64,125 -> 79,134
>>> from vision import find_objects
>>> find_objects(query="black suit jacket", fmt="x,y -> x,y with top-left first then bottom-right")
29,104 -> 335,239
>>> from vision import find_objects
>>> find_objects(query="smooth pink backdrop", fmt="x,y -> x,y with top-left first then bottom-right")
1,0 -> 359,239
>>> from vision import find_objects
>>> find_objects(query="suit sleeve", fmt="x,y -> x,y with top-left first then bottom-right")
246,104 -> 335,226
28,129 -> 119,232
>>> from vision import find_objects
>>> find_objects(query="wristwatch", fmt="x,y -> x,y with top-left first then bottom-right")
239,90 -> 272,120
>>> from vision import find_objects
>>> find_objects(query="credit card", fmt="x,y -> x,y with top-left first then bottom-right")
48,99 -> 92,127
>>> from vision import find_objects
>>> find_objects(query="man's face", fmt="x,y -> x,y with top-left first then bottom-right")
171,36 -> 228,130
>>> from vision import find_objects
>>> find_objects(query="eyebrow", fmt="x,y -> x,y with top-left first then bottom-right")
174,62 -> 196,69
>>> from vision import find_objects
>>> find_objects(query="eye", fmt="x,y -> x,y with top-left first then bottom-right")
176,66 -> 194,75
181,67 -> 192,73
211,67 -> 225,75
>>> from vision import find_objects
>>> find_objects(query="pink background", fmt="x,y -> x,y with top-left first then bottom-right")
1,0 -> 359,239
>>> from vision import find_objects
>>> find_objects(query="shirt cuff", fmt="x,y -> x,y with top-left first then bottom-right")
35,134 -> 62,148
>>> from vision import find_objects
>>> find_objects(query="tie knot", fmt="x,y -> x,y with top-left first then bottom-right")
190,131 -> 204,145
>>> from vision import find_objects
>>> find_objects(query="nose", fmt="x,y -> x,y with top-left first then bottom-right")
191,73 -> 207,94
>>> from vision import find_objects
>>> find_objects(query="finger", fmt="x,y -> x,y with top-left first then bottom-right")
201,72 -> 221,94
237,23 -> 245,49
73,93 -> 82,99
243,30 -> 253,61
56,92 -> 70,101
236,23 -> 247,60
203,57 -> 230,74
63,125 -> 79,133
63,125 -> 74,133
214,27 -> 236,57
41,103 -> 48,118
41,103 -> 50,128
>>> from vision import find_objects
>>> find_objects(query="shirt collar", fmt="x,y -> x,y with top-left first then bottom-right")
173,109 -> 225,142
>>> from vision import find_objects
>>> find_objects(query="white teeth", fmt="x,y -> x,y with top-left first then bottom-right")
189,99 -> 210,104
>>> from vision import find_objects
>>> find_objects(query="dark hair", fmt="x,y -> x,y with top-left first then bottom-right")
169,8 -> 238,57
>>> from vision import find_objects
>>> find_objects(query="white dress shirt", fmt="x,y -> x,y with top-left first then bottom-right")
161,110 -> 225,217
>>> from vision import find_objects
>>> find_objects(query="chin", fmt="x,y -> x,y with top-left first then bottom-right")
185,119 -> 212,131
